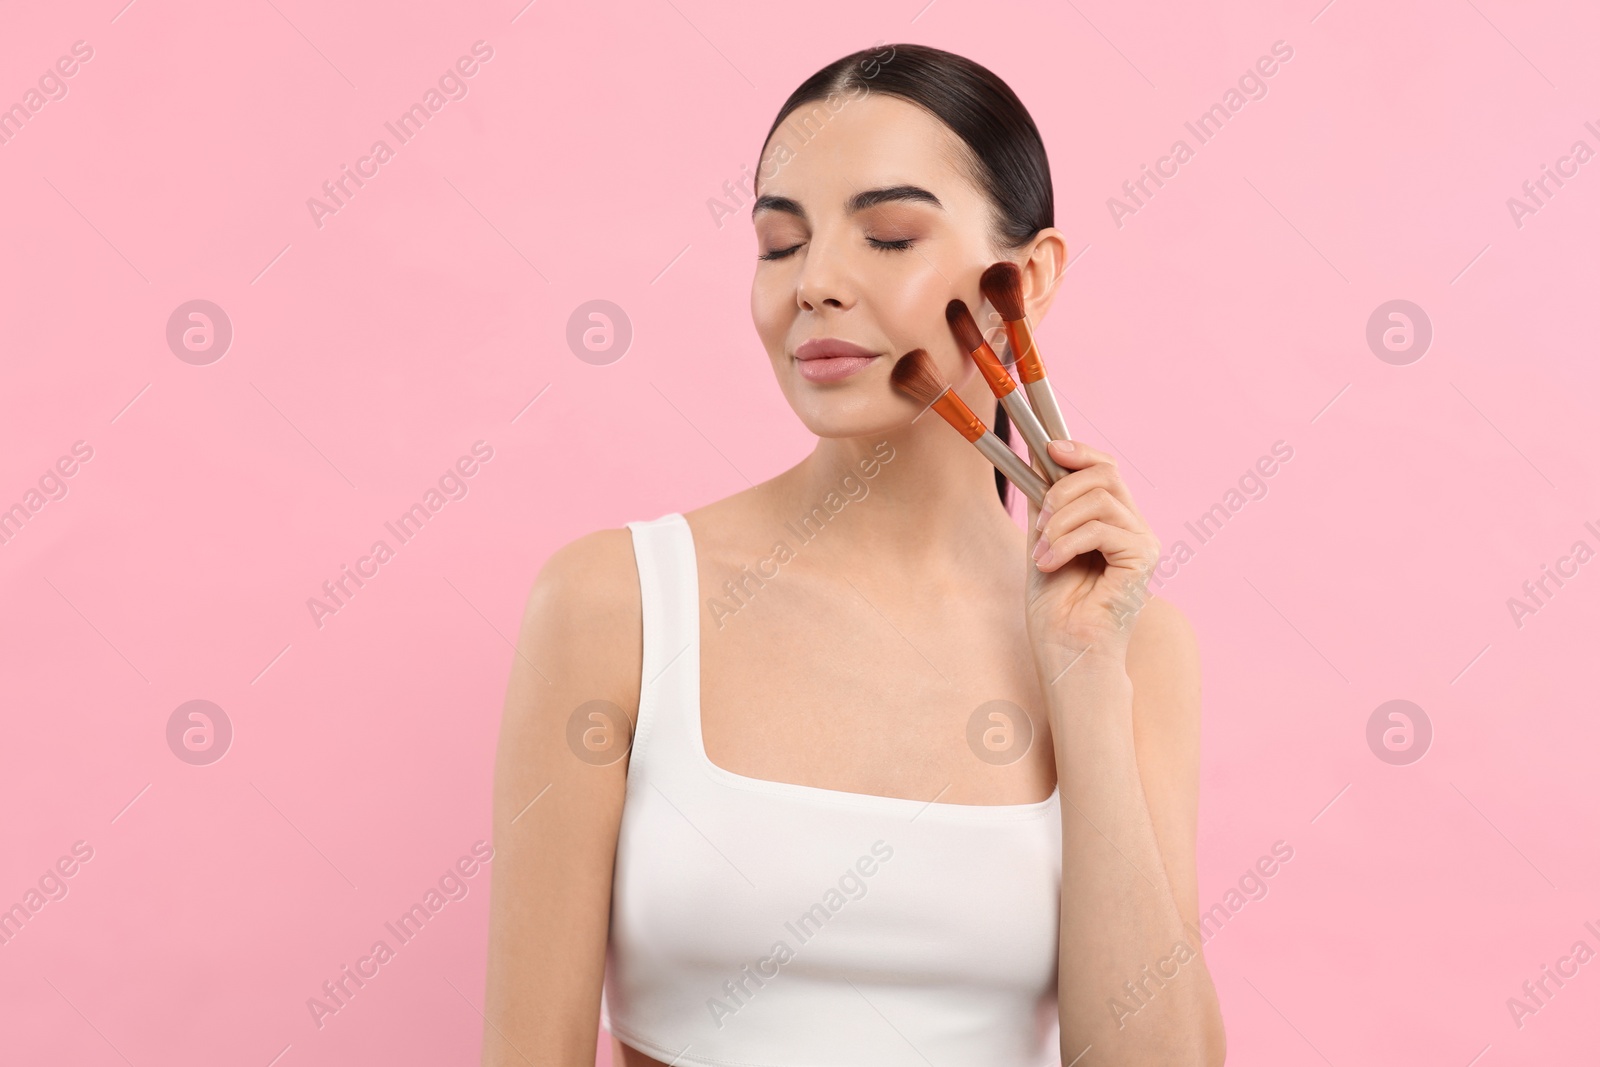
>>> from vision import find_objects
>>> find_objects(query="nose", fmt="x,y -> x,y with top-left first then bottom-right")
794,229 -> 856,313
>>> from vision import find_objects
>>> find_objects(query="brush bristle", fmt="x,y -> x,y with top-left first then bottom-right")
889,349 -> 950,407
945,299 -> 986,353
979,261 -> 1025,321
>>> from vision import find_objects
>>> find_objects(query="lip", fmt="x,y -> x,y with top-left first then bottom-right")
793,338 -> 880,383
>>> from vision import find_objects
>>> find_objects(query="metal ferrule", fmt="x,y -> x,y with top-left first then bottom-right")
1006,317 -> 1046,384
932,390 -> 986,443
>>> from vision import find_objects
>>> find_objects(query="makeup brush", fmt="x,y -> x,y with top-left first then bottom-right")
946,299 -> 1069,484
890,348 -> 1048,508
979,262 -> 1073,445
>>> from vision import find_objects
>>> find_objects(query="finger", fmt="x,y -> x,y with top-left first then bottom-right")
1038,464 -> 1141,524
1037,486 -> 1143,546
1045,438 -> 1115,471
1036,520 -> 1157,572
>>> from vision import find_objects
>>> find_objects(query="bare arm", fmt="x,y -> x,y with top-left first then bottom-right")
480,529 -> 641,1066
1025,437 -> 1225,1064
1048,597 -> 1225,1064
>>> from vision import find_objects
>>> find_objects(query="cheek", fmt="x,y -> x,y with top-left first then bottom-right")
871,260 -> 955,346
750,276 -> 790,353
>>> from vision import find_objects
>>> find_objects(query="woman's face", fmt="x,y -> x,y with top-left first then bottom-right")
750,93 -> 1007,438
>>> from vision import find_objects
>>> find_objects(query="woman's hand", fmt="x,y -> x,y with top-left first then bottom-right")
1024,438 -> 1161,670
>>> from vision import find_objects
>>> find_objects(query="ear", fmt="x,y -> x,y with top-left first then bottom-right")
1017,227 -> 1069,322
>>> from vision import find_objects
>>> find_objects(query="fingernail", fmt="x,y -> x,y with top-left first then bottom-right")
1032,537 -> 1050,562
1053,439 -> 1074,453
1034,506 -> 1053,532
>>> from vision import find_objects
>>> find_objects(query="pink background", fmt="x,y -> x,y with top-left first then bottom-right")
3,0 -> 1597,1063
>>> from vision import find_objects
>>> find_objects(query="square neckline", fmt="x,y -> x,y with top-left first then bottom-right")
668,511 -> 1060,820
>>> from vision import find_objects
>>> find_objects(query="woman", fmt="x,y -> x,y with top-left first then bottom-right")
482,42 -> 1226,1067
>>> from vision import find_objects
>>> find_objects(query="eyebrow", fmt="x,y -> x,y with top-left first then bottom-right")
751,185 -> 944,221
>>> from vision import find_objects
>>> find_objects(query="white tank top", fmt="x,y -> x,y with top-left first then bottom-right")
601,512 -> 1064,1066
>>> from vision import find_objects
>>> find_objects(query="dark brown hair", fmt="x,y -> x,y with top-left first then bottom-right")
759,43 -> 1055,505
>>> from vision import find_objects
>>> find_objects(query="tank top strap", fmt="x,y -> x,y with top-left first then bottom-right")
622,512 -> 700,790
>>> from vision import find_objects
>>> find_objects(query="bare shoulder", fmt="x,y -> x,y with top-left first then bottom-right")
511,526 -> 644,725
525,527 -> 641,629
681,490 -> 765,552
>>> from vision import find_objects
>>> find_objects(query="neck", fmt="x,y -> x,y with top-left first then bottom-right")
765,382 -> 1024,582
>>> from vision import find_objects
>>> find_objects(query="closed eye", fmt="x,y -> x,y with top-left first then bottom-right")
758,243 -> 803,261
759,236 -> 915,261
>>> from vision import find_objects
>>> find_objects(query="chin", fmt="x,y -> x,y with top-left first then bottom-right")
786,391 -> 913,440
